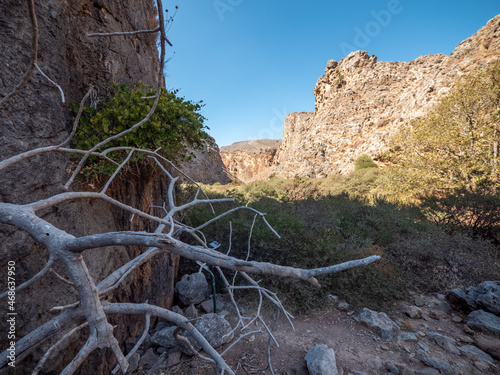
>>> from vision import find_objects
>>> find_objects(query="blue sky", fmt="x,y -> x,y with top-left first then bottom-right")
162,0 -> 499,147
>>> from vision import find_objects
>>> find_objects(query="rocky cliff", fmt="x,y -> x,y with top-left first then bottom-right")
273,14 -> 500,178
180,137 -> 232,184
0,1 -> 179,373
220,139 -> 281,183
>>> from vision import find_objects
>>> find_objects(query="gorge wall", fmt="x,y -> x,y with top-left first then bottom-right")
0,1 -> 208,373
272,14 -> 500,178
220,139 -> 281,183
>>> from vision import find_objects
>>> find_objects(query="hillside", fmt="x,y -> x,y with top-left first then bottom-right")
221,14 -> 500,182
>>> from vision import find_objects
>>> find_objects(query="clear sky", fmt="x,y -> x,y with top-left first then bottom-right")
162,0 -> 499,147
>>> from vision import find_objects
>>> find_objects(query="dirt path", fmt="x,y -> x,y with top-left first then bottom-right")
157,292 -> 499,375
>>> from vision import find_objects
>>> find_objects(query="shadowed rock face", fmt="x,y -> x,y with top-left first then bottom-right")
220,139 -> 282,183
273,14 -> 500,178
0,1 -> 180,373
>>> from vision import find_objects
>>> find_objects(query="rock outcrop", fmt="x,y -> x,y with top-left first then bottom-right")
179,137 -> 232,184
273,14 -> 500,178
0,1 -> 179,373
220,139 -> 281,183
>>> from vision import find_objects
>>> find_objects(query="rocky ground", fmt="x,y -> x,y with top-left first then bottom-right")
126,278 -> 500,375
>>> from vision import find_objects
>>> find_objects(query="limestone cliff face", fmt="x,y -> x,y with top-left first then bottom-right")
274,14 -> 500,178
0,1 -> 177,374
180,138 -> 232,184
220,139 -> 281,183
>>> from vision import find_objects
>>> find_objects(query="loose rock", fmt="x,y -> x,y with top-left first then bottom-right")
417,349 -> 455,375
405,306 -> 423,319
426,332 -> 460,355
467,309 -> 500,336
355,308 -> 400,341
475,334 -> 500,359
305,344 -> 339,375
458,345 -> 494,363
175,272 -> 211,306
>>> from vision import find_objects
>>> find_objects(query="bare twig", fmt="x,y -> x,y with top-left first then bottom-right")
32,322 -> 88,375
35,64 -> 65,103
88,27 -> 160,37
100,149 -> 135,194
50,268 -> 75,287
111,314 -> 151,374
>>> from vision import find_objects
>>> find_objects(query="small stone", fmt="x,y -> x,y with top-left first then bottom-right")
414,295 -> 426,307
398,332 -> 418,342
436,301 -> 452,313
366,356 -> 382,370
167,350 -> 182,367
428,311 -> 440,320
475,334 -> 500,359
138,348 -> 159,368
418,331 -> 426,337
452,316 -> 463,323
381,344 -> 390,350
126,353 -> 140,374
460,335 -> 474,344
386,361 -> 401,374
150,326 -> 177,349
327,294 -> 340,306
291,360 -> 309,375
474,361 -> 490,371
184,304 -> 198,319
170,305 -> 183,315
200,299 -> 215,313
337,300 -> 350,311
463,325 -> 475,335
405,306 -> 423,319
417,340 -> 429,352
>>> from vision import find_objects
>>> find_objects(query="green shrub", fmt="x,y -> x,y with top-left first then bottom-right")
70,83 -> 209,179
355,154 -> 378,170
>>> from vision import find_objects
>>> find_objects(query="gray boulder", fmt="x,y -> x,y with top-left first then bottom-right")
181,313 -> 233,355
150,326 -> 178,349
445,288 -> 477,313
305,344 -> 338,375
467,310 -> 500,336
416,350 -> 455,375
458,345 -> 494,363
175,272 -> 211,306
426,332 -> 460,355
475,281 -> 500,315
355,308 -> 400,341
446,281 -> 500,316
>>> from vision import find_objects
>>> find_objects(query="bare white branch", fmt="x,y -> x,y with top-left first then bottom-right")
34,63 -> 65,103
88,27 -> 160,37
32,322 -> 88,375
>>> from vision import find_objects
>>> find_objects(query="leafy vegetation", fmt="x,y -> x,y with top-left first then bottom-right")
385,60 -> 500,195
355,154 -> 378,170
70,83 -> 209,179
179,176 -> 498,313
